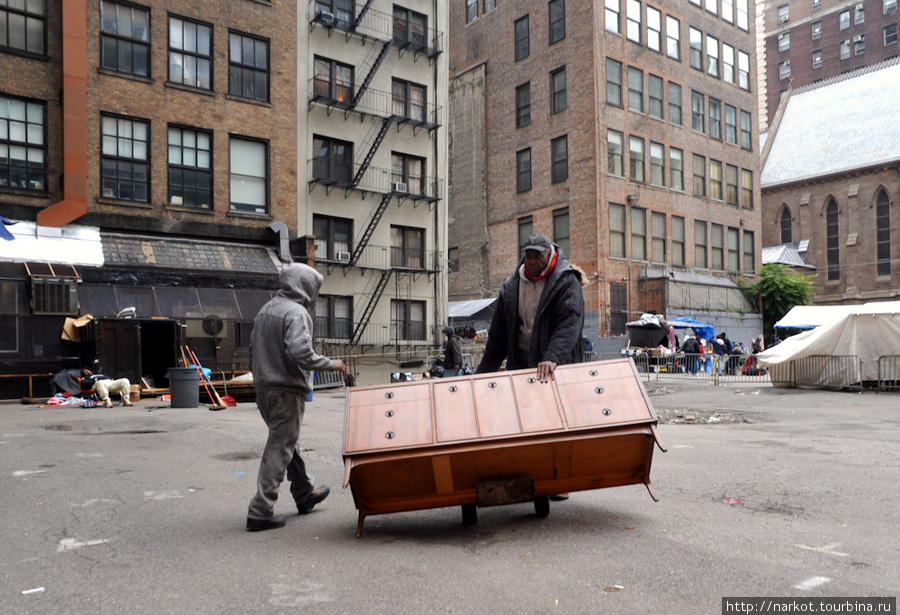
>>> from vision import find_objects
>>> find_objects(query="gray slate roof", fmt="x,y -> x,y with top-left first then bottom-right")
761,243 -> 816,269
761,59 -> 900,188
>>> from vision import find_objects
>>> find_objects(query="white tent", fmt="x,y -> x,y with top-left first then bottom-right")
759,302 -> 900,383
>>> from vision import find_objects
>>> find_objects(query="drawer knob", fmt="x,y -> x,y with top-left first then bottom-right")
589,370 -> 598,377
488,381 -> 497,388
527,377 -> 536,384
384,409 -> 394,417
385,392 -> 394,399
385,431 -> 395,439
595,387 -> 605,394
602,408 -> 612,416
449,385 -> 458,393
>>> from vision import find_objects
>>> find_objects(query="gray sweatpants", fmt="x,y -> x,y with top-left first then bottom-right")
247,389 -> 315,520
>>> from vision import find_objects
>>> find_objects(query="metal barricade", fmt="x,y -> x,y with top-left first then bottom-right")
877,355 -> 900,391
792,355 -> 863,391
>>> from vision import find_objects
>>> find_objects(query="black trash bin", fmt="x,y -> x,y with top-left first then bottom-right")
167,368 -> 199,408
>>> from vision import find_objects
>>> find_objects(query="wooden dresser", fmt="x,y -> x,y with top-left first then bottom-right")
342,358 -> 666,536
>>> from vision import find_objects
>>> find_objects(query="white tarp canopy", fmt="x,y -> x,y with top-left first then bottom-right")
758,302 -> 900,382
449,298 -> 496,318
0,220 -> 104,266
773,304 -> 859,330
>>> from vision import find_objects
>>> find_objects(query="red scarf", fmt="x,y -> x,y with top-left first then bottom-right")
524,249 -> 558,282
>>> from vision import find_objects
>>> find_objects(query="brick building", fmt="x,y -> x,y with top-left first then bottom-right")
448,0 -> 762,346
1,0 -> 298,397
759,0 -> 900,130
761,59 -> 900,304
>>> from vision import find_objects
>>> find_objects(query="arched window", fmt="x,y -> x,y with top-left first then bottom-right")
876,189 -> 891,277
826,199 -> 839,281
780,206 -> 792,243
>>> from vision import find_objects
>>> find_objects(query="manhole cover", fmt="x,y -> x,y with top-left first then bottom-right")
213,451 -> 260,461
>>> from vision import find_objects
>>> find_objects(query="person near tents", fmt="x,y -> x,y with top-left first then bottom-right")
80,368 -> 133,407
440,326 -> 463,377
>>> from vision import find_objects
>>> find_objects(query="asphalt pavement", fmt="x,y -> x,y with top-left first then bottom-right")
1,379 -> 898,615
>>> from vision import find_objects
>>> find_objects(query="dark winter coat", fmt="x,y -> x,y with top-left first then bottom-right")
476,248 -> 584,373
441,333 -> 462,371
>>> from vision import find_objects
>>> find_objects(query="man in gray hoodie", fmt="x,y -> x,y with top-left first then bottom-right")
246,263 -> 346,532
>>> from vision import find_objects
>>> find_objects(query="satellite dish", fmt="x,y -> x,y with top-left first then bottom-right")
202,315 -> 224,337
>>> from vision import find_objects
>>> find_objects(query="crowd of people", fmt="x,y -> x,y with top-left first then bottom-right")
677,332 -> 766,375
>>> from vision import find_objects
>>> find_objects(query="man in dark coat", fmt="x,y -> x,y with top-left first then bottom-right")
477,234 -> 584,383
440,326 -> 463,377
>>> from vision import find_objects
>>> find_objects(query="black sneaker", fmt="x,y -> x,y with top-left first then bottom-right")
246,515 -> 287,532
295,485 -> 330,515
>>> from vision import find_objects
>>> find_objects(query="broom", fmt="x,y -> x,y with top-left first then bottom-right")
184,345 -> 227,411
185,346 -> 235,409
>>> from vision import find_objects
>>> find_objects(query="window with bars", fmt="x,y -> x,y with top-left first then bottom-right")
391,225 -> 425,269
313,215 -> 353,261
392,78 -> 427,123
168,16 -> 212,89
167,126 -> 211,209
391,152 -> 425,195
1,0 -> 45,55
391,299 -> 426,341
100,114 -> 149,202
394,7 -> 428,51
315,0 -> 355,29
228,31 -> 269,102
315,295 -> 352,339
101,1 -> 150,76
0,94 -> 46,192
314,57 -> 354,103
312,135 -> 353,184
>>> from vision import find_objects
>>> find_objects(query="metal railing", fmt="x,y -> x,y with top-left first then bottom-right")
315,242 -> 443,272
308,158 -> 443,201
309,79 -> 442,129
878,355 -> 900,392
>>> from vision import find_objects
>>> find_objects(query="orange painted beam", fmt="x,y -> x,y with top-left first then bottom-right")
37,0 -> 88,228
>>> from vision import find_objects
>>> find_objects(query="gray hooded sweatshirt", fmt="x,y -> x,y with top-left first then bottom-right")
250,263 -> 337,394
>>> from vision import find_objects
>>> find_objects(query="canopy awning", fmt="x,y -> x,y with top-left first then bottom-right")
449,298 -> 496,318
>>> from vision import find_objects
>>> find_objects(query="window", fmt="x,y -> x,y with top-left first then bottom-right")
229,136 -> 267,213
812,0 -> 821,10
876,189 -> 891,276
392,78 -> 426,122
705,0 -> 717,14
738,50 -> 750,90
391,225 -> 425,269
725,164 -> 738,206
1,0 -> 45,55
778,60 -> 791,80
780,207 -> 792,243
100,1 -> 150,76
743,230 -> 755,274
778,32 -> 790,52
737,0 -> 749,30
29,270 -> 78,316
694,220 -> 707,268
725,104 -> 737,144
609,281 -> 627,334
553,208 -> 570,257
855,35 -> 866,55
484,0 -> 496,13
313,215 -> 352,261
666,16 -> 680,59
651,211 -> 666,263
826,200 -> 840,280
706,35 -> 719,77
466,0 -> 477,23
549,0 -> 565,44
629,135 -> 644,183
711,223 -> 724,270
315,0 -> 354,29
741,169 -> 753,208
709,98 -> 721,140
689,27 -> 702,69
551,135 -> 568,184
627,67 -> 643,113
610,203 -> 626,258
840,10 -> 850,30
722,0 -> 734,22
228,31 -> 269,102
391,299 -> 425,341
777,4 -> 789,24
812,49 -> 823,69
608,129 -> 624,176
740,110 -> 752,150
647,6 -> 661,52
886,24 -> 898,45
516,83 -> 531,128
100,114 -> 149,202
167,126 -> 211,209
314,57 -> 354,103
0,95 -> 46,192
312,135 -> 352,184
672,216 -> 685,266
517,148 -> 532,192
448,246 -> 459,273
550,67 -> 567,114
168,16 -> 212,90
691,91 -> 704,133
315,295 -> 352,340
668,82 -> 682,125
626,0 -> 641,43
391,152 -> 425,195
692,154 -> 706,197
518,216 -> 534,252
670,147 -> 683,191
649,75 -> 663,119
650,141 -> 664,187
605,0 -> 621,34
514,15 -> 529,60
854,3 -> 865,24
723,43 -> 735,83
631,207 -> 646,261
394,7 -> 427,51
0,281 -> 21,351
811,20 -> 822,40
606,58 -> 623,106
709,160 -> 722,200
727,227 -> 740,272
887,0 -> 898,14
840,39 -> 851,60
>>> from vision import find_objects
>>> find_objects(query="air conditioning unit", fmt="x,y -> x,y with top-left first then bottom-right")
319,11 -> 336,27
335,251 -> 351,262
393,182 -> 408,193
853,34 -> 864,42
777,14 -> 788,24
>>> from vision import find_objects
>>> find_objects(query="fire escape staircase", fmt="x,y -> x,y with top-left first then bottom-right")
350,40 -> 391,109
351,268 -> 393,346
349,190 -> 393,266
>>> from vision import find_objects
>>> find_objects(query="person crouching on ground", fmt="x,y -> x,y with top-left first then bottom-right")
246,263 -> 347,532
81,368 -> 133,407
